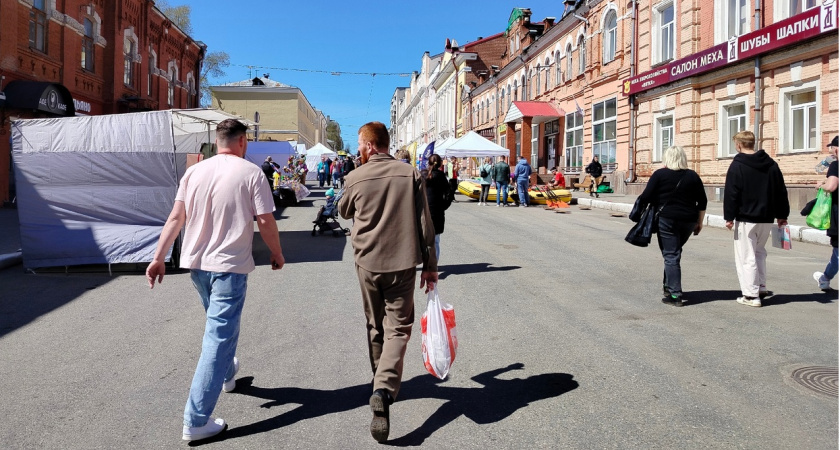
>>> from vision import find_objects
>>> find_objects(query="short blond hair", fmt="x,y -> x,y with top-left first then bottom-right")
733,130 -> 755,149
663,145 -> 688,170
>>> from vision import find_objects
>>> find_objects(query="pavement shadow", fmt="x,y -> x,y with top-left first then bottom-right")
761,291 -> 835,305
253,229 -> 348,266
683,290 -> 743,306
199,363 -> 577,446
437,263 -> 522,280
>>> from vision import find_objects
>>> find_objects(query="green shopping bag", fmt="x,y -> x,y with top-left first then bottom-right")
806,189 -> 832,230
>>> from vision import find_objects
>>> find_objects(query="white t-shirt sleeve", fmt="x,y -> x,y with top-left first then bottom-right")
253,173 -> 274,215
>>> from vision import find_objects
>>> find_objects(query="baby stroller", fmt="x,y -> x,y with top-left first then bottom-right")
312,188 -> 350,237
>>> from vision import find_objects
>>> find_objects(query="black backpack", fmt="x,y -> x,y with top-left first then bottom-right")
480,165 -> 488,177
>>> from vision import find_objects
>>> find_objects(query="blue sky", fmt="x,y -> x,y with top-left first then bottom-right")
185,1 -> 565,149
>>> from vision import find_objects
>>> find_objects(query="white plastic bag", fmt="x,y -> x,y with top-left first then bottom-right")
421,286 -> 458,379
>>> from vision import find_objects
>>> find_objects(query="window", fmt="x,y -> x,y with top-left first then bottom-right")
603,11 -> 618,64
544,58 -> 550,91
515,130 -> 521,156
507,85 -> 512,107
654,2 -> 675,63
148,52 -> 156,97
29,0 -> 47,52
513,81 -> 518,102
565,111 -> 584,169
720,101 -> 747,156
578,36 -> 586,75
520,75 -> 526,100
727,0 -> 749,39
500,90 -> 506,112
124,38 -> 136,87
654,115 -> 674,161
81,19 -> 95,71
788,90 -> 817,152
789,0 -> 818,15
536,66 -> 541,97
168,67 -> 176,106
501,135 -> 507,149
531,124 -> 539,168
566,44 -> 574,78
592,98 -> 617,166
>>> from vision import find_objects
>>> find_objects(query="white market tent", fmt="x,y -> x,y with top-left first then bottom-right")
11,108 -> 250,269
304,143 -> 338,180
243,141 -> 296,167
442,131 -> 509,158
432,137 -> 456,157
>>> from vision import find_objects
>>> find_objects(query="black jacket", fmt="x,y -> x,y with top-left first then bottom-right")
638,168 -> 707,222
585,160 -> 603,178
723,149 -> 789,223
425,169 -> 452,234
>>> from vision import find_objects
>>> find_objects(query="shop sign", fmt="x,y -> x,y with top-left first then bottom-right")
622,1 -> 837,96
73,99 -> 91,114
497,123 -> 507,133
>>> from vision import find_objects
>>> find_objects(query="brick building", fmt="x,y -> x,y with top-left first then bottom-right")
623,0 -> 838,207
0,0 -> 206,204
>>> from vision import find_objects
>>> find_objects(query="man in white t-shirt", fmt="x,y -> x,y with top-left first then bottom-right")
146,119 -> 285,442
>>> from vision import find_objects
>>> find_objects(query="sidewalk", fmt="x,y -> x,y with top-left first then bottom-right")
571,191 -> 830,246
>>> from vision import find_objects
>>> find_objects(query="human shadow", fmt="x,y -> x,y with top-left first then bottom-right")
682,290 -> 743,306
253,229 -> 347,266
437,263 -> 522,280
761,291 -> 835,306
198,363 -> 577,446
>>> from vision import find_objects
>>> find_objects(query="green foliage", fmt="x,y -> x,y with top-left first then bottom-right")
326,121 -> 344,151
157,1 -> 193,35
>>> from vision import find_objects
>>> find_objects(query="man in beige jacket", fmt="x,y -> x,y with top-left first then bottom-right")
339,121 -> 438,443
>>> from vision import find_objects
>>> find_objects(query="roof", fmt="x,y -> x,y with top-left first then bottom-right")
218,77 -> 292,88
504,101 -> 565,124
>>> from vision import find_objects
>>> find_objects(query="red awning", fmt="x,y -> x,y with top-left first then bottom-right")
504,101 -> 564,125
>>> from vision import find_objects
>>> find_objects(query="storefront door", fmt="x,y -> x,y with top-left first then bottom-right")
546,135 -> 556,169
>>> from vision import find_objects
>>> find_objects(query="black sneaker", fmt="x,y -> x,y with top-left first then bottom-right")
661,294 -> 684,307
758,290 -> 773,299
369,389 -> 391,443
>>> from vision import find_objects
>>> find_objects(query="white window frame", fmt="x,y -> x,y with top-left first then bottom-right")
592,98 -> 617,167
531,124 -> 539,168
565,111 -> 585,169
774,0 -> 819,20
778,80 -> 820,153
555,50 -> 563,86
566,44 -> 574,78
603,10 -> 618,64
578,35 -> 586,75
718,96 -> 750,157
653,1 -> 676,64
653,112 -> 674,162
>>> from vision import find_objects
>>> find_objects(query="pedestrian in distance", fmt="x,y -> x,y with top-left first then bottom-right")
513,155 -> 532,207
724,130 -> 789,307
261,156 -> 275,187
145,119 -> 285,442
424,154 -> 453,262
585,155 -> 603,198
636,146 -> 707,306
491,155 -> 511,207
332,157 -> 343,188
317,155 -> 330,188
338,121 -> 438,443
478,156 -> 493,205
814,135 -> 839,291
447,156 -> 460,202
548,167 -> 566,189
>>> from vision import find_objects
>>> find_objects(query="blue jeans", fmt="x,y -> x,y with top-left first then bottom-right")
184,270 -> 247,427
434,234 -> 441,263
318,172 -> 327,187
656,216 -> 697,297
517,179 -> 529,205
496,183 -> 509,205
825,245 -> 839,281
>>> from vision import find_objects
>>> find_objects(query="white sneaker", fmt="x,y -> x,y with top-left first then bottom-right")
182,417 -> 226,441
814,272 -> 831,291
736,296 -> 761,307
222,357 -> 239,393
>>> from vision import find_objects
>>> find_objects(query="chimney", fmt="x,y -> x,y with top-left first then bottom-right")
544,17 -> 555,30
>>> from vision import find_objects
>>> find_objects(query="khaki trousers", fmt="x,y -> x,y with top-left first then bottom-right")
733,221 -> 771,297
355,265 -> 416,400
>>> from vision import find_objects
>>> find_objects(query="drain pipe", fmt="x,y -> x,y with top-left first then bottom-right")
625,0 -> 638,184
753,0 -> 763,143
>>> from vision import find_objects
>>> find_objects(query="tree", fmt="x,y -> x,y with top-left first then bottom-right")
326,121 -> 343,151
157,1 -> 229,107
200,51 -> 230,107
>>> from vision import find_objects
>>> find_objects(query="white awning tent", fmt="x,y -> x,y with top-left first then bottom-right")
305,143 -> 338,180
441,131 -> 509,158
432,137 -> 456,157
11,108 -> 250,269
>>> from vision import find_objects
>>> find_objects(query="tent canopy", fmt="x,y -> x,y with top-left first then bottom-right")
307,142 -> 337,158
432,137 -> 456,157
243,141 -> 296,167
441,131 -> 509,158
11,108 -> 250,269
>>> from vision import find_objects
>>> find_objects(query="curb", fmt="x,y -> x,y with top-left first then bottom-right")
575,198 -> 830,246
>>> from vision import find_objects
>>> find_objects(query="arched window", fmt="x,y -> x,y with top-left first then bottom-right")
501,90 -> 506,112
167,64 -> 178,106
520,75 -> 526,100
603,11 -> 618,63
544,57 -> 551,91
123,37 -> 136,86
187,74 -> 196,108
566,44 -> 574,78
82,18 -> 95,71
513,80 -> 518,102
536,65 -> 541,97
578,35 -> 586,75
555,51 -> 562,85
507,85 -> 511,107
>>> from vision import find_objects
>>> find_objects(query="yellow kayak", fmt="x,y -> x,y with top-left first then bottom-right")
457,180 -> 571,205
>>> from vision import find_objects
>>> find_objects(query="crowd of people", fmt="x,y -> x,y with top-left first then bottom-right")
144,117 -> 837,444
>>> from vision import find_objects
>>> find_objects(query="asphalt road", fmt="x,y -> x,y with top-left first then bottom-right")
0,191 -> 836,449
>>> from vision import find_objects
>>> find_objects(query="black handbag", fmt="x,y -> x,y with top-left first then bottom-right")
625,201 -> 657,247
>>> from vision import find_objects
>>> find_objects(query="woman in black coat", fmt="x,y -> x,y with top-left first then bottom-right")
425,154 -> 452,262
637,146 -> 707,306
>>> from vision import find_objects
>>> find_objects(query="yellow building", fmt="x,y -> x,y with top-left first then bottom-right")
210,76 -> 329,148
